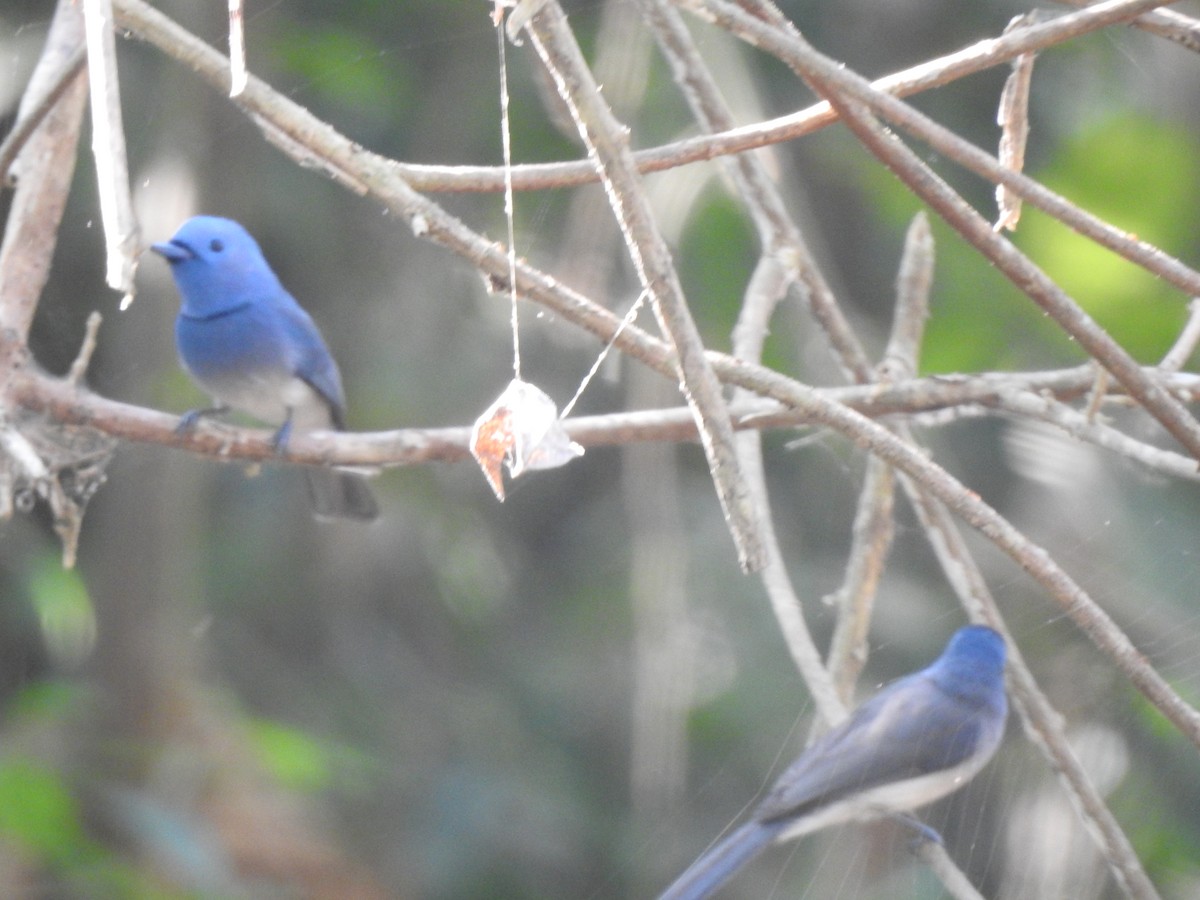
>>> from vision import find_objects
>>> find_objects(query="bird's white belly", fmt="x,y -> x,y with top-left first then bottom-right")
200,369 -> 333,430
775,753 -> 989,843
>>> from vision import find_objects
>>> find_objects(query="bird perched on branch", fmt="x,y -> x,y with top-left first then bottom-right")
153,216 -> 378,522
660,624 -> 1007,900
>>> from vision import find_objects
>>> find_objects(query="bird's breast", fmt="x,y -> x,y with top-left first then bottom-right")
175,311 -> 333,429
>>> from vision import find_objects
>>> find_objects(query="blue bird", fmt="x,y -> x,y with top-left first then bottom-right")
660,625 -> 1007,900
152,216 -> 378,521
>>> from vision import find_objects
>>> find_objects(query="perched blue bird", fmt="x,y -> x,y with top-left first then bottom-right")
660,625 -> 1007,900
152,216 -> 378,521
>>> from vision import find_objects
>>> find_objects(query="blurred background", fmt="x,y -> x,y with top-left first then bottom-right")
3,0 -> 1200,896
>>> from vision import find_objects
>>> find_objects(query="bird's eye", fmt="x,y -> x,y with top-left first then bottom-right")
209,239 -> 224,252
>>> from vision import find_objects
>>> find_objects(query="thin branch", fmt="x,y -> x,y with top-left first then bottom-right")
325,0 -> 1186,196
521,1 -> 765,572
0,46 -> 86,185
989,390 -> 1200,481
879,212 -> 934,383
82,0 -> 140,298
678,0 -> 1200,464
636,0 -> 871,382
899,481 -> 1160,900
638,0 -> 849,721
1160,298 -> 1200,372
826,213 -> 934,700
731,255 -> 846,725
824,457 -> 894,699
67,312 -> 104,386
1055,0 -> 1200,51
994,14 -> 1038,232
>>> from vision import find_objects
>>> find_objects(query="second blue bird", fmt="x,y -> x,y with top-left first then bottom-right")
660,624 -> 1007,899
153,216 -> 378,521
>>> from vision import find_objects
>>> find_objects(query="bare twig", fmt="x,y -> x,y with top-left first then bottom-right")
1160,298 -> 1200,372
310,0 -> 1187,197
825,214 -> 934,701
636,0 -> 870,382
638,0 -> 849,720
824,457 -> 894,699
731,255 -> 845,725
678,0 -> 1200,464
67,313 -> 104,387
0,47 -> 85,185
1055,0 -> 1200,51
520,0 -> 765,572
991,390 -> 1200,481
899,482 -> 1160,900
879,212 -> 934,383
82,0 -> 140,300
12,358 -> 1200,470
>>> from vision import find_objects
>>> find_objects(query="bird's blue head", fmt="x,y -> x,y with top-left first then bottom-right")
152,216 -> 284,316
931,625 -> 1006,703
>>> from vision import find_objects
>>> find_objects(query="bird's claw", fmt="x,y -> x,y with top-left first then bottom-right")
271,418 -> 293,456
176,405 -> 228,436
892,812 -> 943,848
176,410 -> 201,435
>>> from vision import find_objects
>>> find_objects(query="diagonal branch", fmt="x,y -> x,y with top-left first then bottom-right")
519,1 -> 765,572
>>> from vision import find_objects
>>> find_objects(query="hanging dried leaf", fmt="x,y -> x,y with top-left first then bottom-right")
470,379 -> 583,500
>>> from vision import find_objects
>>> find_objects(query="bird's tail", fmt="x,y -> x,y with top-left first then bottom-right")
305,468 -> 379,522
658,820 -> 782,900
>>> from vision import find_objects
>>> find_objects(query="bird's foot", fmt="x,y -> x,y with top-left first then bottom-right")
891,813 -> 943,847
176,405 -> 229,435
271,418 -> 294,456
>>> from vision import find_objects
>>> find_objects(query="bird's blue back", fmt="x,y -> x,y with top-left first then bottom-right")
757,625 -> 1006,822
658,625 -> 1007,900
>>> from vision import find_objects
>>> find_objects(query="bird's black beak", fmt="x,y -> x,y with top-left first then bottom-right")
150,239 -> 194,263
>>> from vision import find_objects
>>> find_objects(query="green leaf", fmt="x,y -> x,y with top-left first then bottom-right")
246,719 -> 332,792
0,759 -> 87,860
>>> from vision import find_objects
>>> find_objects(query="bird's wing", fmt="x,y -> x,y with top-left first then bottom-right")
754,673 -> 985,823
274,297 -> 348,423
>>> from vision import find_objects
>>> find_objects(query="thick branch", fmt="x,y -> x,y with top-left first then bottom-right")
13,364 -> 1199,468
0,2 -> 87,353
